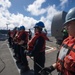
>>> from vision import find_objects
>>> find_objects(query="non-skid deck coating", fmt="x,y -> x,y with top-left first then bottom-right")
0,36 -> 59,75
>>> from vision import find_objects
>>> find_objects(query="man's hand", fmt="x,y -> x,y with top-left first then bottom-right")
25,50 -> 33,57
18,40 -> 24,45
39,65 -> 55,75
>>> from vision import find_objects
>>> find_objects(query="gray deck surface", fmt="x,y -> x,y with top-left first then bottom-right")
0,36 -> 59,75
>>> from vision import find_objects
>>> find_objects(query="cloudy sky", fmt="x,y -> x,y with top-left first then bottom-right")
0,0 -> 75,33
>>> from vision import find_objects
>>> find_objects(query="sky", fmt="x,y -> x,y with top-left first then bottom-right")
0,0 -> 75,33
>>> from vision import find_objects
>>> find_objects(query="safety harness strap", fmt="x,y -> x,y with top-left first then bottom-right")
57,43 -> 75,73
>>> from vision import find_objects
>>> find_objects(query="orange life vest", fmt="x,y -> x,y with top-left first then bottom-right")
27,32 -> 49,52
56,36 -> 75,75
17,31 -> 28,44
13,31 -> 20,43
10,30 -> 17,38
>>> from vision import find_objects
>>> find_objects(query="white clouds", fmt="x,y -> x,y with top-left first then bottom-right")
0,0 -> 11,8
0,0 -> 37,30
60,0 -> 68,9
46,5 -> 60,20
23,17 -> 37,29
26,0 -> 61,33
27,0 -> 69,17
0,0 -> 11,29
6,13 -> 37,30
10,13 -> 37,29
0,0 -> 69,33
40,5 -> 60,33
27,0 -> 47,16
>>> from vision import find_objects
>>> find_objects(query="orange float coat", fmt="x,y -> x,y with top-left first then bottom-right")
56,36 -> 75,75
27,32 -> 49,52
17,31 -> 28,44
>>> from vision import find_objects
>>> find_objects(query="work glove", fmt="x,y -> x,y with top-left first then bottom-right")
39,65 -> 55,75
25,50 -> 33,57
49,40 -> 53,42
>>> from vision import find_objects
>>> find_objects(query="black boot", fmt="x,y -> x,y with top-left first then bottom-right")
20,66 -> 30,73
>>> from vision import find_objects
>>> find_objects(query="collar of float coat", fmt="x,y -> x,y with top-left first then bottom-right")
62,35 -> 75,47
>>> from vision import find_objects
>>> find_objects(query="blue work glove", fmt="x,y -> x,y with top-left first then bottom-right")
39,65 -> 55,75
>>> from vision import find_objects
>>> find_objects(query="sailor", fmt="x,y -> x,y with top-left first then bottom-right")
27,21 -> 50,75
40,7 -> 75,75
17,26 -> 30,73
